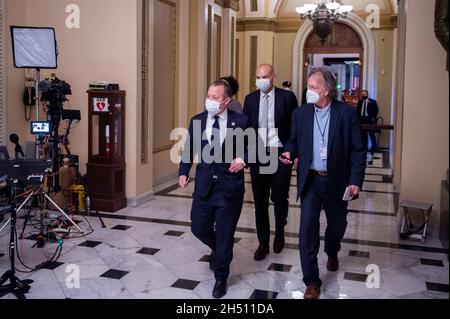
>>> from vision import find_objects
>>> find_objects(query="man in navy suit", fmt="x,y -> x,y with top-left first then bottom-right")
179,80 -> 249,299
243,64 -> 298,260
281,68 -> 366,299
357,90 -> 379,157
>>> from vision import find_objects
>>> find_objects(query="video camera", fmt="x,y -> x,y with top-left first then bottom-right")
35,77 -> 79,193
39,77 -> 72,107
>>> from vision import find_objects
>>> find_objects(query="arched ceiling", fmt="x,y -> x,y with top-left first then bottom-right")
238,0 -> 398,19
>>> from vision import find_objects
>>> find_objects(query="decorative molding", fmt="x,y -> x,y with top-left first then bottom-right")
237,18 -> 278,32
0,0 -> 6,146
272,36 -> 275,66
249,36 -> 257,92
386,0 -> 395,15
231,16 -> 235,74
153,0 -> 177,154
214,0 -> 240,11
250,0 -> 258,12
214,14 -> 222,80
159,0 -> 176,6
235,38 -> 240,84
207,5 -> 212,89
168,0 -> 177,152
359,13 -> 398,30
237,14 -> 398,33
274,0 -> 283,17
141,0 -> 150,164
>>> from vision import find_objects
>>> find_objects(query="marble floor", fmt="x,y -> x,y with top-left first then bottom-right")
0,152 -> 448,299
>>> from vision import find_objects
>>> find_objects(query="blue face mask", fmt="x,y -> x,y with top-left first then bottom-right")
205,99 -> 222,115
256,79 -> 272,92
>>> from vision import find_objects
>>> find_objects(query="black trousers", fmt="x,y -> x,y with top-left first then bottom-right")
249,158 -> 293,248
299,173 -> 348,288
361,118 -> 377,153
190,182 -> 243,281
363,129 -> 377,153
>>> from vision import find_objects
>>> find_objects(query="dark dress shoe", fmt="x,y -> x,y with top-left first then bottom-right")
273,236 -> 285,254
212,280 -> 227,299
209,251 -> 215,271
254,245 -> 269,261
304,285 -> 320,299
327,257 -> 339,272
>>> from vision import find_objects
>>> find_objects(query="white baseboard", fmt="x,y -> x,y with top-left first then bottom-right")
153,172 -> 179,190
127,191 -> 154,208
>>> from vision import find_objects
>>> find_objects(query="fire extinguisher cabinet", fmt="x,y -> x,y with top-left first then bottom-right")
87,89 -> 126,212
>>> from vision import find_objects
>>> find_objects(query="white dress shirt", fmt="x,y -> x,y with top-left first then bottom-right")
259,88 -> 282,147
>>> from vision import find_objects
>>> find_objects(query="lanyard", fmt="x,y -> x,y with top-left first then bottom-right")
314,109 -> 331,143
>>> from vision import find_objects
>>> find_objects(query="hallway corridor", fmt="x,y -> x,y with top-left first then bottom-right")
0,151 -> 448,299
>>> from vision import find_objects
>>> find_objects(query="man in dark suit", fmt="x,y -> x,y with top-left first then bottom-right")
243,64 -> 298,260
179,80 -> 249,299
357,90 -> 379,156
281,68 -> 366,299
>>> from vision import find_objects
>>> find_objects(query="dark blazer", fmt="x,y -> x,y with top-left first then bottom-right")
243,87 -> 298,149
285,100 -> 366,201
357,98 -> 379,123
179,109 -> 249,199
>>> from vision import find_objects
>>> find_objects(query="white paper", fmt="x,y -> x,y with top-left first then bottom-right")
342,187 -> 354,201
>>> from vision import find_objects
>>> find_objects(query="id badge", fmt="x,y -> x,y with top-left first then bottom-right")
320,146 -> 328,160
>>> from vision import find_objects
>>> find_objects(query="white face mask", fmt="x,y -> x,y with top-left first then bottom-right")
306,90 -> 321,104
205,99 -> 222,115
256,79 -> 272,92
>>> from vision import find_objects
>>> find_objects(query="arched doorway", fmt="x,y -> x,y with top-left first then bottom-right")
302,22 -> 364,106
293,13 -> 377,102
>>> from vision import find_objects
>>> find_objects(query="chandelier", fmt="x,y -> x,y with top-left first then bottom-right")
296,0 -> 353,44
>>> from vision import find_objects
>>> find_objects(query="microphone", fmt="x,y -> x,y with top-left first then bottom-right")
9,134 -> 25,159
9,134 -> 19,144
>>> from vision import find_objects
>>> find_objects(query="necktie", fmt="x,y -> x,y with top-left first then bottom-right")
362,100 -> 368,117
211,115 -> 221,156
260,95 -> 269,146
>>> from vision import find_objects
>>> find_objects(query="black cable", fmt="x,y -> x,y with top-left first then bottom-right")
12,227 -> 35,273
13,225 -> 64,273
3,175 -> 91,276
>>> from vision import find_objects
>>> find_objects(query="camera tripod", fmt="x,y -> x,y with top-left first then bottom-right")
0,181 -> 85,248
0,179 -> 33,299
